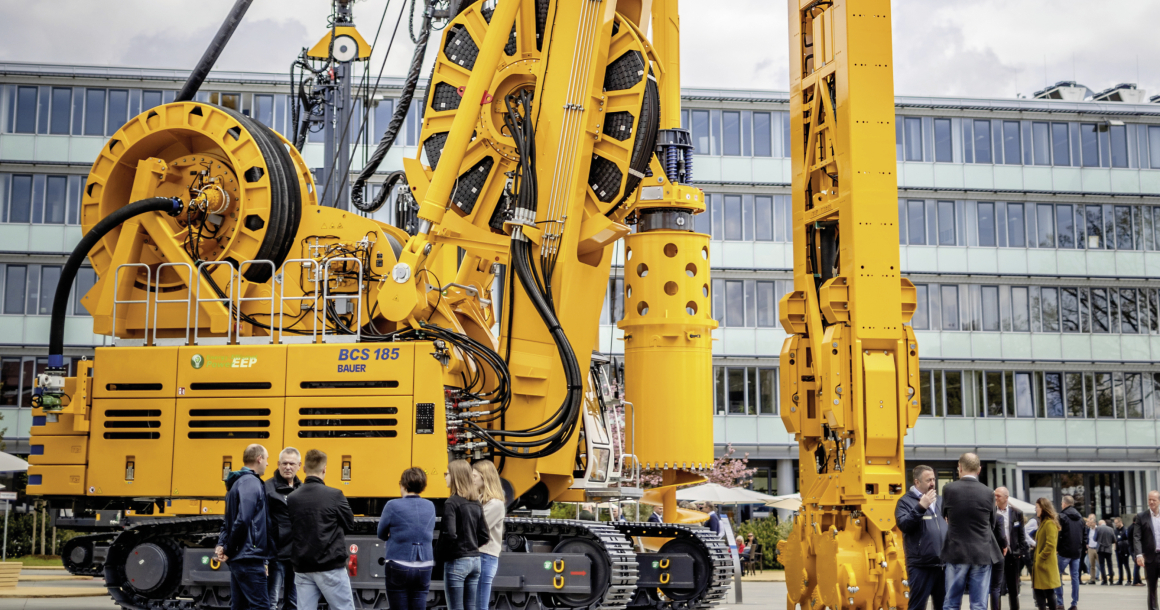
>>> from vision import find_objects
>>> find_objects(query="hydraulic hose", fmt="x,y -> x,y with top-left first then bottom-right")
176,0 -> 255,102
48,197 -> 183,366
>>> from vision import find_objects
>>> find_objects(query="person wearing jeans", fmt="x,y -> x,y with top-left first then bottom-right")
939,454 -> 1004,610
377,468 -> 437,610
441,460 -> 490,610
474,461 -> 506,610
288,450 -> 356,610
1054,496 -> 1085,610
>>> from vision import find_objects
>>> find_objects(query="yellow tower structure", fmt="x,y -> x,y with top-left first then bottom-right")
777,1 -> 920,609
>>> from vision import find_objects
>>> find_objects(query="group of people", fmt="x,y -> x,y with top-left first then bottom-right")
897,452 -> 1160,610
215,444 -> 507,610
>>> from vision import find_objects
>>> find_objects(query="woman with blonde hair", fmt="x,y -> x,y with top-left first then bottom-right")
473,460 -> 506,610
1032,497 -> 1062,610
441,460 -> 489,610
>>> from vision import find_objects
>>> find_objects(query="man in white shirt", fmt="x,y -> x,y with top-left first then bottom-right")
990,487 -> 1027,610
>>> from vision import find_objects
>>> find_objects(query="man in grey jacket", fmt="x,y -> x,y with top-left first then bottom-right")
1096,519 -> 1117,585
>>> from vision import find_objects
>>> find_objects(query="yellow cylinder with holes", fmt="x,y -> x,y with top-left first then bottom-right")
619,229 -> 716,472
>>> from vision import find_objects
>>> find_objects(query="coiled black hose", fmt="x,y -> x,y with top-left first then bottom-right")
48,197 -> 183,366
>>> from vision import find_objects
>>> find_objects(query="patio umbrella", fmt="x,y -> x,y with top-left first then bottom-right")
1007,497 -> 1036,515
765,493 -> 802,512
675,483 -> 771,505
0,453 -> 27,473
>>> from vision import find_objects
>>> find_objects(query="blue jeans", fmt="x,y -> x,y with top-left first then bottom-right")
385,561 -> 431,610
268,560 -> 296,610
445,556 -> 482,610
1056,556 -> 1081,608
478,554 -> 499,610
943,563 -> 991,610
294,567 -> 354,610
228,559 -> 269,610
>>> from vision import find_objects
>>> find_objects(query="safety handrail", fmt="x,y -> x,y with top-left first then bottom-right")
150,262 -> 194,347
236,260 -> 276,345
111,263 -> 152,346
193,261 -> 235,345
321,257 -> 363,343
277,258 -> 322,344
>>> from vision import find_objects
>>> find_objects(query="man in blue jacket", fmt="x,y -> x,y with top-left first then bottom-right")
215,444 -> 271,610
895,464 -> 946,610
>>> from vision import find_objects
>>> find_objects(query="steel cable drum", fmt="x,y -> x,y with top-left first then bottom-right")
412,3 -> 660,231
79,101 -> 315,338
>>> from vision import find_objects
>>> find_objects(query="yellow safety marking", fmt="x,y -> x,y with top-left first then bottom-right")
210,559 -> 220,570
660,573 -> 670,584
659,558 -> 670,569
553,559 -> 565,573
553,575 -> 564,589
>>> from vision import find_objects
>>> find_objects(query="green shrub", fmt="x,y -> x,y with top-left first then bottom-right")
735,517 -> 793,569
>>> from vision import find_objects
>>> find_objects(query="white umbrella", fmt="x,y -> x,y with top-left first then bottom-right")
0,453 -> 27,473
1008,497 -> 1036,515
675,483 -> 770,505
765,493 -> 802,511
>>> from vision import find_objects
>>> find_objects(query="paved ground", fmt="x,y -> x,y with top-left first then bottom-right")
0,577 -> 1149,610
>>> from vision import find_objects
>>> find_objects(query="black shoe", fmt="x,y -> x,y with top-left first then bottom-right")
1069,605 -> 1078,610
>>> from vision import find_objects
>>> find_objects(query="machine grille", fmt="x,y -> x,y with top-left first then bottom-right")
102,408 -> 163,440
185,406 -> 271,439
296,406 -> 399,439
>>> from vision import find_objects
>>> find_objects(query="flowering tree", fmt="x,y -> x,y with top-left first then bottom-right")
639,444 -> 757,489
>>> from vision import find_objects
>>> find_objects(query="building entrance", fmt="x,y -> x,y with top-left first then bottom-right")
1024,471 -> 1135,519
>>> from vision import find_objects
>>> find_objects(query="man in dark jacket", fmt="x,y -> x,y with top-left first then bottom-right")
1134,491 -> 1160,610
265,447 -> 301,610
1129,520 -> 1145,585
1054,495 -> 1085,610
216,444 -> 271,610
1114,517 -> 1130,585
895,464 -> 945,610
288,449 -> 355,610
989,487 -> 1028,610
940,453 -> 1004,610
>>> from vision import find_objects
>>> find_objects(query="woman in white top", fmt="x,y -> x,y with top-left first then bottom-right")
473,460 -> 506,610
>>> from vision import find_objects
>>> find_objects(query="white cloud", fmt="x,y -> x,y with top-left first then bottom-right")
1,0 -> 1158,102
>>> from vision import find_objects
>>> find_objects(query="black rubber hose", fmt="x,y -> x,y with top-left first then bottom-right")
48,197 -> 183,366
351,4 -> 431,212
176,0 -> 255,102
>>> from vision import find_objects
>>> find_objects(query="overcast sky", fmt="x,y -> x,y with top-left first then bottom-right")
1,0 -> 1158,101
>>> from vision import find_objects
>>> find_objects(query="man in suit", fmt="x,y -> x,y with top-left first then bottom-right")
1096,519 -> 1116,585
1133,490 -> 1160,610
941,453 -> 1005,610
895,464 -> 947,610
989,487 -> 1028,610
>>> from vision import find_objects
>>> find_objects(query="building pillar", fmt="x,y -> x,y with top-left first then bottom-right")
1014,466 -> 1024,501
777,459 -> 795,522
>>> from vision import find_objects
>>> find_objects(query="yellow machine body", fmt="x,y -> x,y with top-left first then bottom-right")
776,1 -> 920,609
29,342 -> 450,502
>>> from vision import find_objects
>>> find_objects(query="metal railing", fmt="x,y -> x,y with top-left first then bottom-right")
150,262 -> 194,347
111,263 -> 152,347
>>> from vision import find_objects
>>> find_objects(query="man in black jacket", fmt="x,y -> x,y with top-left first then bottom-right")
1133,490 -> 1160,610
989,487 -> 1028,610
895,464 -> 945,610
1054,495 -> 1085,610
1114,517 -> 1131,586
288,449 -> 356,610
266,447 -> 301,610
941,453 -> 1004,610
216,444 -> 271,610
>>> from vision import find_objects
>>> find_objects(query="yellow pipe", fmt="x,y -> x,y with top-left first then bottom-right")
651,0 -> 682,130
416,0 -> 521,229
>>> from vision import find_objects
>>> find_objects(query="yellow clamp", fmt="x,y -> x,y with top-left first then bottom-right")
553,575 -> 564,589
553,559 -> 565,573
659,559 -> 670,569
210,559 -> 221,570
660,573 -> 670,585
